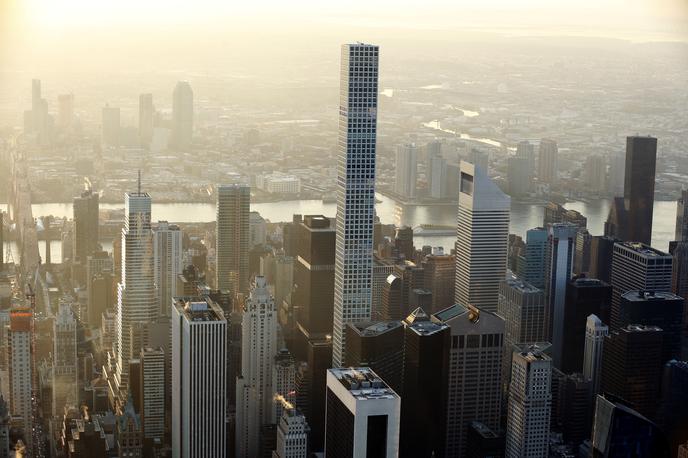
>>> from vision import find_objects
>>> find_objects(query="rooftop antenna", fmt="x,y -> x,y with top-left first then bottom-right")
137,170 -> 141,194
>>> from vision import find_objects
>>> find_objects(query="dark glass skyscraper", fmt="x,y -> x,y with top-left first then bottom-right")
605,136 -> 657,245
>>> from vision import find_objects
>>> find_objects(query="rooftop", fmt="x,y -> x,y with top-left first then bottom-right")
173,297 -> 224,322
349,320 -> 402,337
617,242 -> 670,258
622,290 -> 682,302
503,278 -> 541,293
329,367 -> 398,401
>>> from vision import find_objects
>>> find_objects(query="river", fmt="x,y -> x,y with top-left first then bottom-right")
2,195 -> 677,264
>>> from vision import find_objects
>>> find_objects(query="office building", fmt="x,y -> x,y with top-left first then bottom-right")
583,314 -> 608,396
591,395 -> 671,458
249,211 -> 267,248
574,229 -> 593,275
618,290 -> 683,362
658,360 -> 688,455
394,226 -> 414,261
236,277 -> 278,458
332,43 -> 379,367
395,143 -> 418,199
670,241 -> 688,326
427,141 -> 448,199
86,251 -> 114,328
601,325 -> 664,419
53,302 -> 78,416
677,189 -> 688,242
543,223 -> 577,368
72,186 -> 100,267
421,252 -> 455,313
172,297 -> 227,458
557,372 -> 592,445
324,368 -> 400,458
9,308 -> 32,446
434,304 -> 504,458
454,160 -> 511,312
116,188 -> 156,392
590,236 -> 619,284
585,154 -> 607,194
399,308 -> 450,457
101,105 -> 120,146
604,136 -> 658,245
139,347 -> 164,444
216,183 -> 250,295
138,93 -> 154,147
273,408 -> 309,458
561,278 -> 611,374
381,262 -> 424,321
538,138 -> 558,185
344,321 -> 404,393
466,421 -> 504,458
273,349 -> 296,423
293,215 -> 336,339
516,227 -> 548,289
505,346 -> 552,458
516,140 -> 535,177
610,242 -> 672,330
153,221 -> 183,316
507,155 -> 531,196
172,81 -> 193,149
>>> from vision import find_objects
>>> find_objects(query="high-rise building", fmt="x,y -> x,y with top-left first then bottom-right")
332,43 -> 379,367
561,277 -> 611,374
591,395 -> 671,457
585,154 -> 607,194
466,421 -> 504,458
171,297 -> 227,458
610,242 -> 672,330
604,136 -> 657,245
273,408 -> 309,458
516,227 -> 548,289
434,304 -> 504,458
395,143 -> 418,199
138,93 -> 154,148
101,105 -> 121,146
172,81 -> 193,149
497,278 -> 546,393
507,155 -> 531,196
273,349 -> 296,422
426,141 -> 448,199
344,321 -> 404,393
516,140 -> 535,179
583,314 -> 608,396
293,215 -> 335,340
73,186 -> 100,272
538,138 -> 558,185
216,183 -> 250,296
601,325 -> 664,419
140,347 -> 165,444
574,229 -> 593,275
670,240 -> 688,327
9,308 -> 32,446
236,277 -> 278,458
53,302 -> 78,416
658,360 -> 688,455
421,252 -> 455,313
590,236 -> 620,285
607,151 -> 625,196
543,222 -> 577,368
153,221 -> 183,316
454,160 -> 510,313
116,188 -> 156,392
505,345 -> 552,458
249,211 -> 267,248
542,202 -> 587,229
676,189 -> 688,242
324,368 -> 400,458
618,290 -> 683,362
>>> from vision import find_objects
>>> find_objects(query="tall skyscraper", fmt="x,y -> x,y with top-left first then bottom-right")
561,277 -> 611,374
9,308 -> 32,447
516,140 -> 535,178
604,136 -> 658,245
507,155 -> 531,196
538,138 -> 558,185
172,297 -> 227,458
585,154 -> 607,194
395,143 -> 418,199
590,235 -> 620,284
583,314 -> 608,396
72,186 -> 99,266
601,325 -> 664,419
140,347 -> 165,444
574,229 -> 593,275
676,189 -> 688,242
670,241 -> 688,327
138,93 -> 154,148
216,183 -> 250,296
543,222 -> 577,368
426,141 -> 448,199
153,221 -> 183,316
116,187 -> 156,391
345,321 -> 404,394
172,81 -> 193,149
324,368 -> 400,458
421,252 -> 455,313
273,408 -> 309,458
434,304 -> 504,458
236,277 -> 278,458
454,160 -> 510,312
332,43 -> 379,367
505,345 -> 552,458
517,227 -> 548,289
52,302 -> 77,416
610,242 -> 672,330
101,105 -> 121,146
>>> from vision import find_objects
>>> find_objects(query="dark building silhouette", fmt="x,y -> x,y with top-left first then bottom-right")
669,241 -> 688,328
421,253 -> 455,314
590,236 -> 620,284
344,321 -> 404,393
394,226 -> 414,261
659,360 -> 688,456
559,373 -> 593,445
400,308 -> 450,458
604,136 -> 657,245
466,421 -> 504,458
381,262 -> 424,321
591,395 -> 670,458
561,277 -> 612,374
618,290 -> 683,362
600,325 -> 663,419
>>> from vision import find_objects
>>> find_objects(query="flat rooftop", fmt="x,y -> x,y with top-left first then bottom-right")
617,242 -> 670,258
349,321 -> 402,337
503,278 -> 541,293
329,368 -> 398,401
622,290 -> 682,302
174,297 -> 224,322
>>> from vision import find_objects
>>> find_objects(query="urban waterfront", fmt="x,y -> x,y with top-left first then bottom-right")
4,195 -> 678,264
